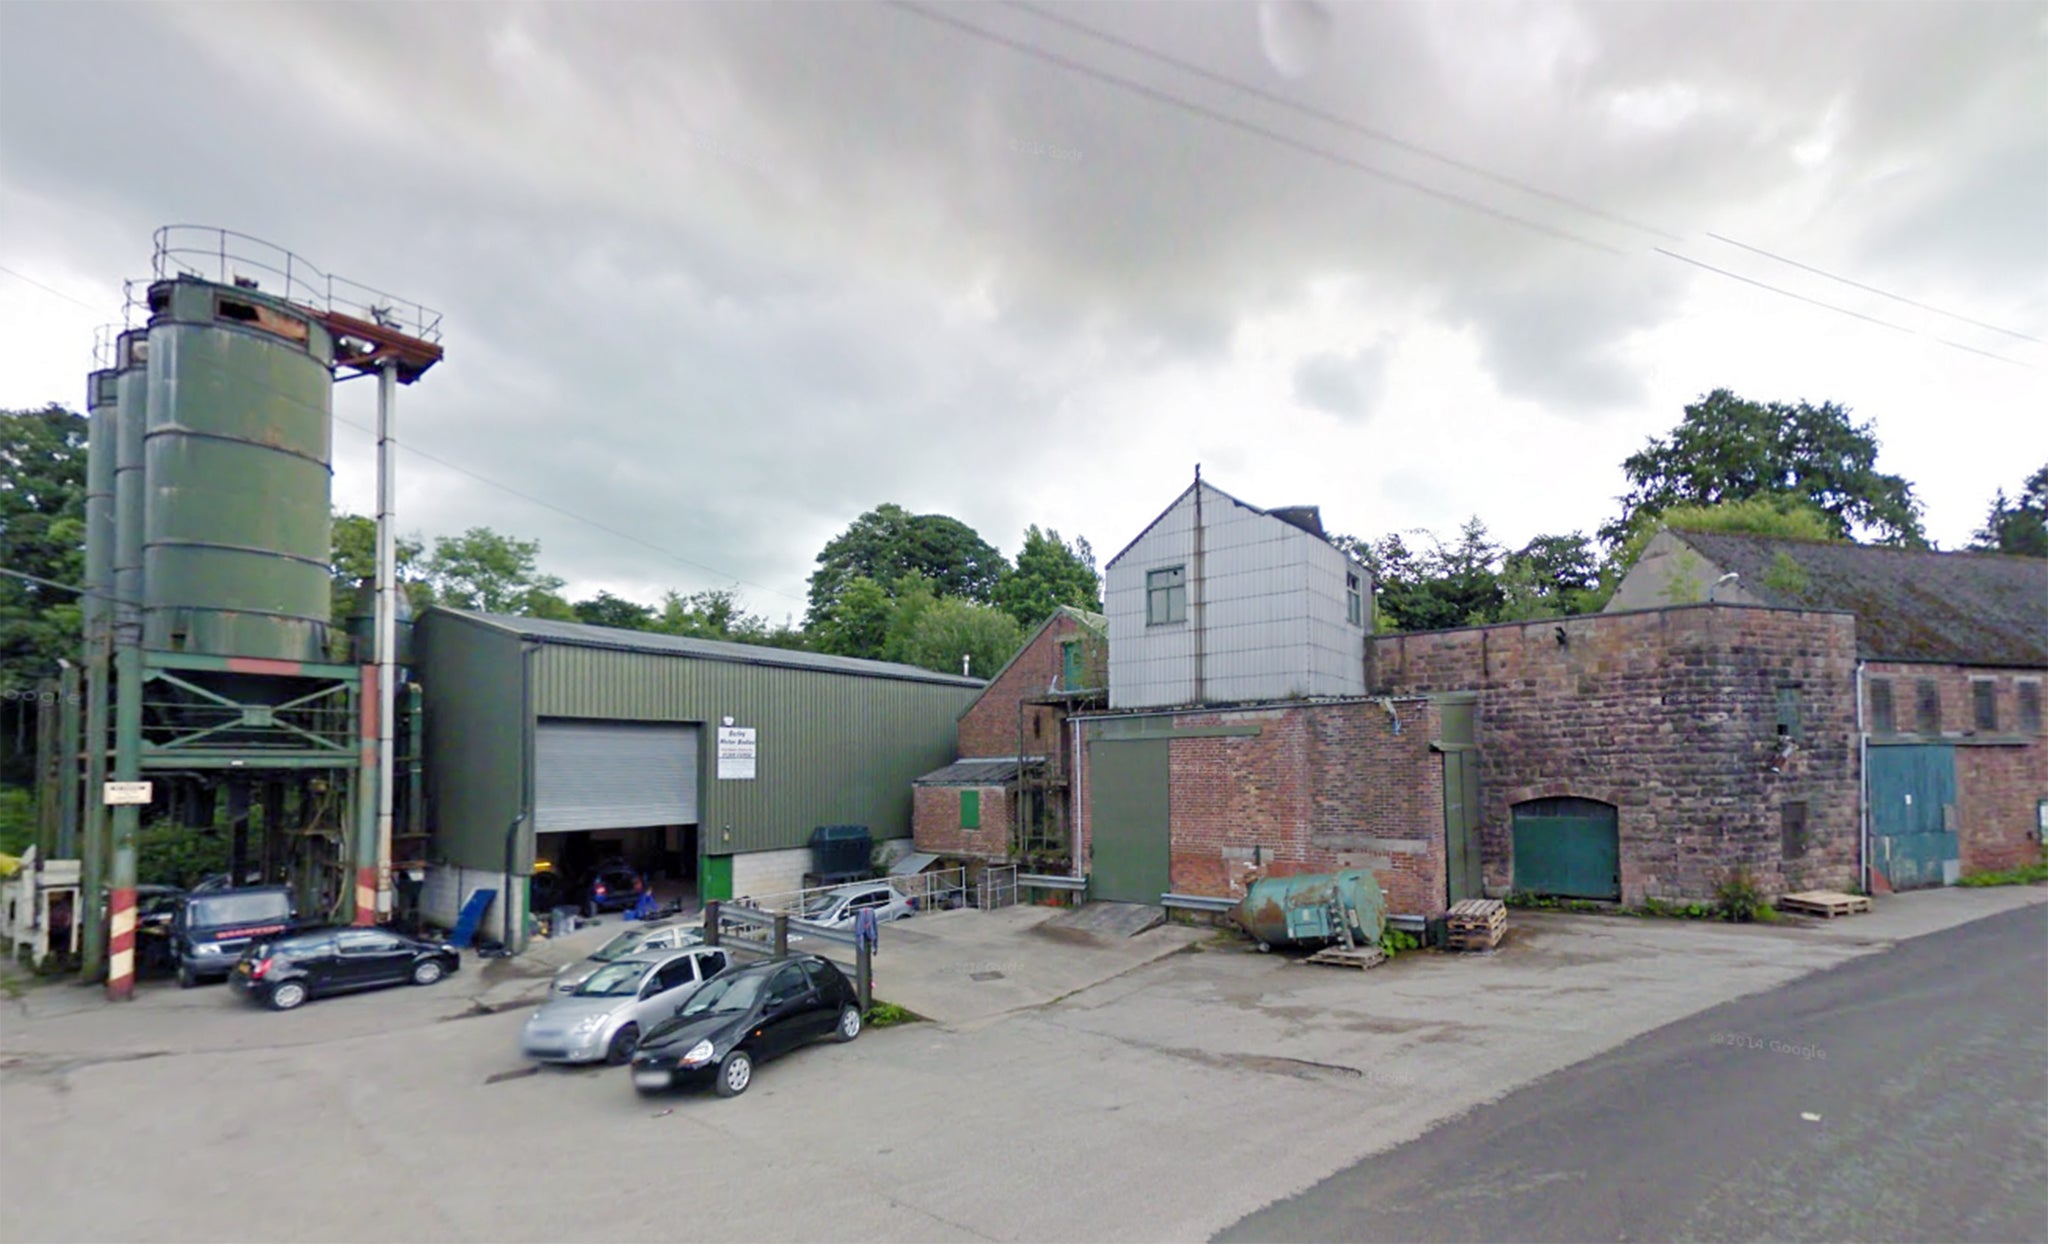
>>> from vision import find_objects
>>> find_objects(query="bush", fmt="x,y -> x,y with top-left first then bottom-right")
0,786 -> 34,856
1379,927 -> 1421,957
1714,865 -> 1768,923
138,821 -> 230,888
866,1000 -> 921,1027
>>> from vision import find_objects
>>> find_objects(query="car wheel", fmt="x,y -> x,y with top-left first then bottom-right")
177,963 -> 197,989
268,981 -> 308,1011
411,959 -> 445,986
714,1049 -> 753,1097
835,1004 -> 862,1043
606,1023 -> 640,1066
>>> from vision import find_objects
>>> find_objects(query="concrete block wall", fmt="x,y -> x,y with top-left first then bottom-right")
911,784 -> 1014,861
1369,604 -> 1862,903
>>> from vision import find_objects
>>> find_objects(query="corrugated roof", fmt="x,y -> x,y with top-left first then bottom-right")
914,758 -> 1026,785
435,608 -> 986,687
1671,532 -> 2048,666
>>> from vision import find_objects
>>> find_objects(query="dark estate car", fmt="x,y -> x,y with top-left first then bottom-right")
630,953 -> 862,1098
230,927 -> 460,1011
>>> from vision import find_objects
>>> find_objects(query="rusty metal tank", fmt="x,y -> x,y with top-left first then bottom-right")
1234,869 -> 1386,950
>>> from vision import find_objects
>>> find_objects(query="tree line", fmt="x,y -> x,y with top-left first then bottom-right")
4,389 -> 2045,717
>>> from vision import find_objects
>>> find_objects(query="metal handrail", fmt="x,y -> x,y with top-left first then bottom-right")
717,903 -> 857,946
151,225 -> 443,344
1018,873 -> 1087,891
1160,892 -> 1237,913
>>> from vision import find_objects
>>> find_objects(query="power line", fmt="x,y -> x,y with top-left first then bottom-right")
893,2 -> 2035,370
1704,233 -> 2043,344
326,413 -> 809,606
0,265 -> 104,313
885,1 -> 1624,256
1002,0 -> 1679,243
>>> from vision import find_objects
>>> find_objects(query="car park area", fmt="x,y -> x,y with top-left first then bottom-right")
2,886 -> 2042,1243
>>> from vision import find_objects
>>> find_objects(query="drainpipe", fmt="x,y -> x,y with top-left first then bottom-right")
1855,660 -> 1869,894
507,639 -> 540,950
1192,468 -> 1206,705
1071,715 -> 1084,880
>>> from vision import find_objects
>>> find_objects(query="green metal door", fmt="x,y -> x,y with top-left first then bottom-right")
1511,798 -> 1620,900
1443,751 -> 1484,904
701,854 -> 733,902
1869,745 -> 1958,890
1088,738 -> 1170,904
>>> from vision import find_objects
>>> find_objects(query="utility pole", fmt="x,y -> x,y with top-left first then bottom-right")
374,361 -> 398,919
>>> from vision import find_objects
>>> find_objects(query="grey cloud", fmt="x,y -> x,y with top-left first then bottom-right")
1292,345 -> 1388,421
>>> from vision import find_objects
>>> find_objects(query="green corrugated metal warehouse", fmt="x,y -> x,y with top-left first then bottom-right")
414,608 -> 981,947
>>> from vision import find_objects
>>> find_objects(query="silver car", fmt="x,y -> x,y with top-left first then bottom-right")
520,946 -> 730,1066
550,921 -> 705,995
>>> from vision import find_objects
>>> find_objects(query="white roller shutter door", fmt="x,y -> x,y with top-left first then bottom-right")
535,721 -> 699,832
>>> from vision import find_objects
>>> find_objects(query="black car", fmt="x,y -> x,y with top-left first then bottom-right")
230,926 -> 460,1011
630,954 -> 861,1098
575,858 -> 647,918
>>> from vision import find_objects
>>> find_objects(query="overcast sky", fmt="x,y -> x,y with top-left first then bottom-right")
4,0 -> 2043,621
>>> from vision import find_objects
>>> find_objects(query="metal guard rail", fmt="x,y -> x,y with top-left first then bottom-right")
1160,892 -> 1237,914
715,903 -> 857,947
1018,873 -> 1086,891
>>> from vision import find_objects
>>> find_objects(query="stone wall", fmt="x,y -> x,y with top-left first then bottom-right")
1369,604 -> 1862,902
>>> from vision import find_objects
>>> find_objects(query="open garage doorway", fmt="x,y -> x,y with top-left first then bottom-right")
532,720 -> 704,916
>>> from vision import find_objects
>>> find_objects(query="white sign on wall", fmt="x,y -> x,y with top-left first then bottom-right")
716,726 -> 757,780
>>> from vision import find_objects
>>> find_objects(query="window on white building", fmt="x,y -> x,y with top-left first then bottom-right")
1146,566 -> 1186,625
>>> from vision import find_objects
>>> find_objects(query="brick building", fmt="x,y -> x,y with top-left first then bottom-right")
912,607 -> 1105,868
1611,531 -> 2048,890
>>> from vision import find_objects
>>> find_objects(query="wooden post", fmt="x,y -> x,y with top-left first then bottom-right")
701,900 -> 720,948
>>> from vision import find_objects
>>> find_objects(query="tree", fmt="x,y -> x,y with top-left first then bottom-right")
421,527 -> 566,614
329,510 -> 430,624
573,591 -> 657,631
1495,532 -> 1604,621
810,575 -> 894,658
1969,463 -> 2048,557
1604,389 -> 1924,547
805,504 -> 1009,635
888,596 -> 1027,679
1356,520 -> 1506,632
0,406 -> 86,698
993,526 -> 1101,627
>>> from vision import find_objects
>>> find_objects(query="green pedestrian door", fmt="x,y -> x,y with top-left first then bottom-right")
1443,751 -> 1484,904
1088,738 -> 1171,904
1869,745 -> 1958,890
1511,798 -> 1620,900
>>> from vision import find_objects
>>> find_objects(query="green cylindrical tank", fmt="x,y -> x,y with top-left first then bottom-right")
113,330 -> 150,643
83,365 -> 119,638
345,580 -> 417,667
141,277 -> 337,661
1234,868 -> 1387,950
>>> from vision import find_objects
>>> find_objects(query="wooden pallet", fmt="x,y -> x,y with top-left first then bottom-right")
1302,944 -> 1386,971
1777,890 -> 1872,919
1445,898 -> 1508,950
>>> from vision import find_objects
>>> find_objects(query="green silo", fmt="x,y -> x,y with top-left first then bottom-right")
112,329 -> 150,641
141,277 -> 338,661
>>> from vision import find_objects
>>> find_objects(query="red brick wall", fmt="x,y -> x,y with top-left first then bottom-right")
1865,662 -> 2047,874
1370,605 -> 1862,903
958,613 -> 1093,759
911,784 -> 1013,861
1077,700 -> 1447,917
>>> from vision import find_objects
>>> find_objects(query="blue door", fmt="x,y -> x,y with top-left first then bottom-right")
1868,745 -> 1958,890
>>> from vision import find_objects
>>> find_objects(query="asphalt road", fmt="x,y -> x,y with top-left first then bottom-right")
1218,903 -> 2048,1244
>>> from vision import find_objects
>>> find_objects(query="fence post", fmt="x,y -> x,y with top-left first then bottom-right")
702,900 -> 720,948
856,937 -> 872,1013
773,912 -> 788,958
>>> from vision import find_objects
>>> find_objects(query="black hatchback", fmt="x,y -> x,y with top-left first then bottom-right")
630,954 -> 861,1098
231,927 -> 460,1011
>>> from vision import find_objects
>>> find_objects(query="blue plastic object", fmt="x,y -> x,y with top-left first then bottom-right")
449,888 -> 497,948
629,892 -> 659,921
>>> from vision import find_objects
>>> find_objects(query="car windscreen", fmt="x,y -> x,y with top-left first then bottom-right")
799,893 -> 841,918
590,930 -> 653,962
575,962 -> 651,997
184,892 -> 290,928
679,973 -> 764,1017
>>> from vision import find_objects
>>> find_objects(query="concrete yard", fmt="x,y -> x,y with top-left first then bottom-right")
2,885 -> 2042,1243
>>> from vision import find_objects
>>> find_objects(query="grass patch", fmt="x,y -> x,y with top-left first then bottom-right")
865,1000 -> 922,1027
1958,858 -> 2048,888
1504,892 -> 1611,914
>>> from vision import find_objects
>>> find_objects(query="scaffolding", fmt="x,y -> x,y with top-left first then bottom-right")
1010,627 -> 1108,873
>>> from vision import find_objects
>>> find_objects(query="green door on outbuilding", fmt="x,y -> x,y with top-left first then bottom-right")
1868,744 -> 1958,890
1511,797 -> 1620,900
1088,738 -> 1170,904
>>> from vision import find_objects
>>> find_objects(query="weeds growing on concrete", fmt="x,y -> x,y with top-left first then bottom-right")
866,1000 -> 922,1027
1958,857 -> 2048,887
1713,866 -> 1768,923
